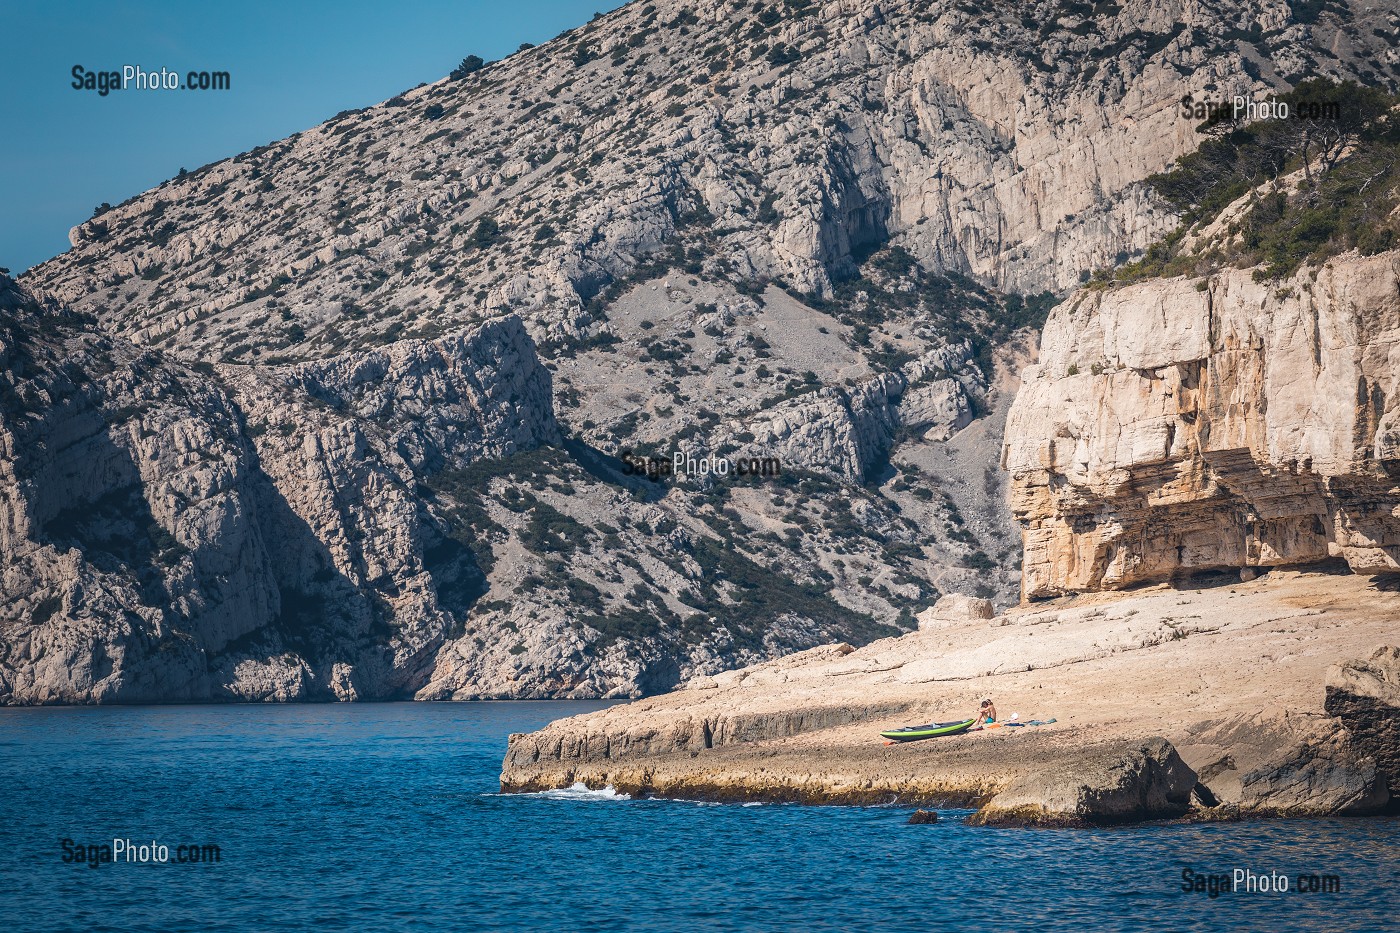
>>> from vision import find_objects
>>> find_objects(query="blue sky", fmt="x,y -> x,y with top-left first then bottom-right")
0,0 -> 625,274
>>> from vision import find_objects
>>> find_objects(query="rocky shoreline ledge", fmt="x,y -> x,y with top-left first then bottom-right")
501,572 -> 1400,826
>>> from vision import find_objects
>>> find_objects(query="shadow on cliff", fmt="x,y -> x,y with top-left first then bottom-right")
220,459 -> 483,700
1168,568 -> 1248,592
21,404 -> 212,701
39,456 -> 181,608
23,409 -> 399,701
1168,559 -> 1376,594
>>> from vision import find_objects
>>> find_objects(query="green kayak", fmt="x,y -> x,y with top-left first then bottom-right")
880,718 -> 976,742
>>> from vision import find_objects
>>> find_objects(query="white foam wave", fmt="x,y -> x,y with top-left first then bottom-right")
530,782 -> 632,801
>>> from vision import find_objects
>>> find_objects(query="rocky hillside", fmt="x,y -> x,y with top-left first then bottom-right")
7,0 -> 1399,702
0,276 -> 558,702
0,268 -> 972,702
31,0 -> 1396,358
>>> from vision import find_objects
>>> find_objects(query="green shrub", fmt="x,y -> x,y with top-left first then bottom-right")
471,216 -> 500,247
766,43 -> 800,66
451,55 -> 485,79
1128,80 -> 1400,281
31,595 -> 63,625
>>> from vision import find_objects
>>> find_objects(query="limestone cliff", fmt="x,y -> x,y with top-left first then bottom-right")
0,274 -> 912,703
1004,250 -> 1400,598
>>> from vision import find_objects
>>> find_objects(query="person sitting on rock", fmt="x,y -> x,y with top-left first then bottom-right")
976,698 -> 997,726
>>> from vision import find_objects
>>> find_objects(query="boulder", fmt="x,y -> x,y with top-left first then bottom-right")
1325,645 -> 1400,790
968,737 -> 1196,827
917,594 -> 995,630
1177,709 -> 1389,816
907,809 -> 939,824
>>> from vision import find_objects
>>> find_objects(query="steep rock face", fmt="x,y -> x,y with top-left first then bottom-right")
218,320 -> 560,697
0,277 -> 556,703
0,287 -> 277,702
264,321 -> 562,472
1004,251 -> 1400,598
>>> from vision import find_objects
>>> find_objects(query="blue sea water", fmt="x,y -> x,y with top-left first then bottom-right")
1,702 -> 1396,932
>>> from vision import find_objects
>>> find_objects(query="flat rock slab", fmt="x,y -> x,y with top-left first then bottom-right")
501,573 -> 1400,823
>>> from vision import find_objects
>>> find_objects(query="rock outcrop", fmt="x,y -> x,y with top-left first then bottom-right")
1004,251 -> 1400,598
968,737 -> 1196,827
1325,645 -> 1400,792
1178,710 -> 1390,817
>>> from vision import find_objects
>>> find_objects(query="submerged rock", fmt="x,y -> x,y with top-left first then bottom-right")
968,738 -> 1196,827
